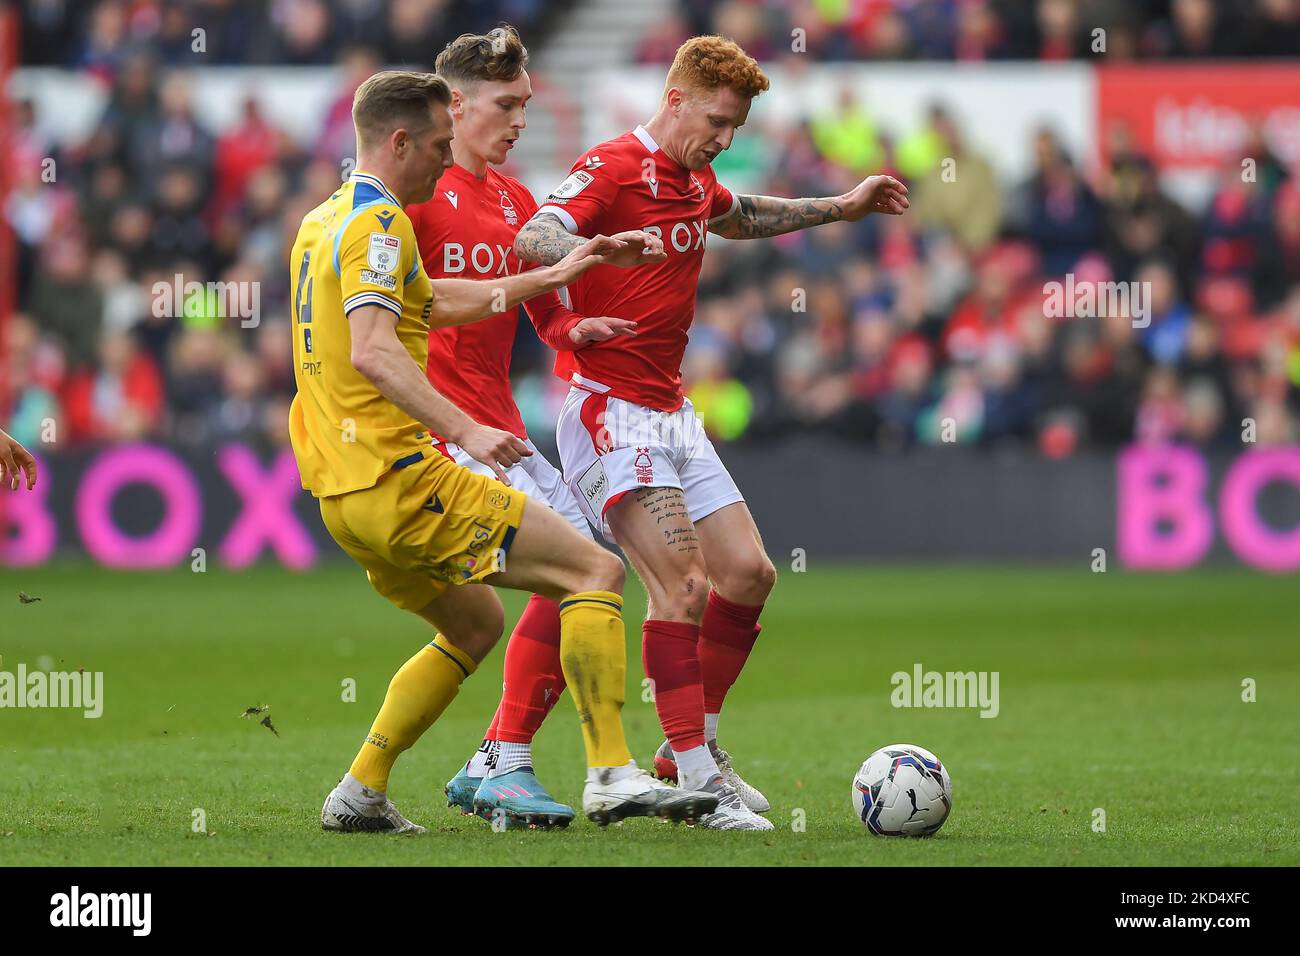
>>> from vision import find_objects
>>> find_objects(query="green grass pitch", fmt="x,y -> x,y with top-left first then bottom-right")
1,561 -> 1297,866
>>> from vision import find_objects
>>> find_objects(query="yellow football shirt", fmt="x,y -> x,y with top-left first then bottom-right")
288,171 -> 435,497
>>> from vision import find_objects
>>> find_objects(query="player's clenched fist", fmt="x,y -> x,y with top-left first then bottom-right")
455,423 -> 532,485
0,427 -> 38,491
840,175 -> 910,221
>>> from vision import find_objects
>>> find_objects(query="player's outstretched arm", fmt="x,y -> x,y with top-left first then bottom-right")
709,175 -> 909,240
427,235 -> 622,328
0,427 -> 38,491
348,306 -> 531,483
515,213 -> 666,268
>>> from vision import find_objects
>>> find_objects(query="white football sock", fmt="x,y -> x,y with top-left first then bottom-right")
339,772 -> 383,803
704,712 -> 720,742
586,760 -> 640,786
465,739 -> 498,777
674,744 -> 721,791
490,741 -> 533,777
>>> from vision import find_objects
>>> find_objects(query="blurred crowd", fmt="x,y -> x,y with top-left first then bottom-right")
23,0 -> 1300,69
642,0 -> 1300,63
5,2 -> 1300,457
682,111 -> 1300,453
19,0 -> 558,68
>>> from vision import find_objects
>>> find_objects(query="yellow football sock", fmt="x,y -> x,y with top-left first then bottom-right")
349,634 -> 476,793
558,590 -> 634,769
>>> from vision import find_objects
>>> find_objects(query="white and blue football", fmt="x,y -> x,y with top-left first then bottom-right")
852,743 -> 952,836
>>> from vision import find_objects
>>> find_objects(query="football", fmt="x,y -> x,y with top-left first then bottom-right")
852,744 -> 953,837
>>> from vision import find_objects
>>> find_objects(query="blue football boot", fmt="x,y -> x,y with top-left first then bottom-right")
444,764 -> 482,815
472,769 -> 575,830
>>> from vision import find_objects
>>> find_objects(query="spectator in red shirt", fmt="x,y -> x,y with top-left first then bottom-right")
212,96 -> 282,222
62,332 -> 164,444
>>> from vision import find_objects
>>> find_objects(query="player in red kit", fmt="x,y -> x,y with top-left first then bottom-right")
406,27 -> 669,829
515,36 -> 910,829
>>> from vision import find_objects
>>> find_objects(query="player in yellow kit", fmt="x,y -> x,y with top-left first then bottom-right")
289,70 -> 716,831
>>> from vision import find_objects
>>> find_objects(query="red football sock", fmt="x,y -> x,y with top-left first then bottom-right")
642,620 -> 705,751
488,594 -> 567,744
699,590 -> 763,715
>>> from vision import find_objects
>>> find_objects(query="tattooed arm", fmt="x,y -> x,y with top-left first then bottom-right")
709,174 -> 910,240
514,212 -> 585,265
515,213 -> 667,268
709,194 -> 845,240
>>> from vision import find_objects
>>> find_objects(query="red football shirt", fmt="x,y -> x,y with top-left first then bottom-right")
408,163 -> 584,439
535,125 -> 737,412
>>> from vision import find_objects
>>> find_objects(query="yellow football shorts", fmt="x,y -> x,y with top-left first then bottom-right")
318,449 -> 527,611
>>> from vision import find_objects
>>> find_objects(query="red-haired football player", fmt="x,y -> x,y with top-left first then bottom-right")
515,35 -> 909,829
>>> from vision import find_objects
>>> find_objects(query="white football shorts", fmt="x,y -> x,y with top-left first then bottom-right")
555,382 -> 744,539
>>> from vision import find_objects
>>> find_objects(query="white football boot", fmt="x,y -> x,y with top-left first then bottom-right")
714,747 -> 771,814
583,764 -> 718,826
694,774 -> 774,830
654,739 -> 770,814
320,779 -> 426,834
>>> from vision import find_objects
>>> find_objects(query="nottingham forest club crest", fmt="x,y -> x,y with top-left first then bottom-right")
499,190 -> 518,225
634,447 -> 655,484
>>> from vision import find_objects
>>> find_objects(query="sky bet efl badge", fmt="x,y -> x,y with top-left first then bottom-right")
368,232 -> 400,274
552,169 -> 593,199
